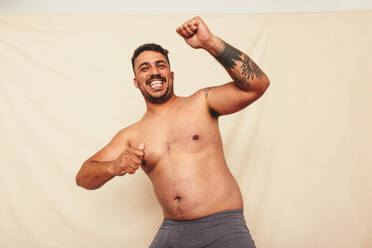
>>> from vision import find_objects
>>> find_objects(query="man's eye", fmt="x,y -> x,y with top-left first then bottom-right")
158,64 -> 166,68
140,67 -> 149,71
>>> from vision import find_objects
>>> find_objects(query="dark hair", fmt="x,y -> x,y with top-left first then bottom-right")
131,43 -> 170,72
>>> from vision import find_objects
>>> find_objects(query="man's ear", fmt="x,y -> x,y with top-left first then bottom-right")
133,78 -> 139,89
171,71 -> 174,81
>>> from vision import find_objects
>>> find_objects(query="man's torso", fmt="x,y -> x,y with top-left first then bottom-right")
124,92 -> 243,220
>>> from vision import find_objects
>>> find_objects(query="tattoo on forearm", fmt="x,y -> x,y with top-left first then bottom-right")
216,42 -> 242,69
216,41 -> 264,82
241,57 -> 264,80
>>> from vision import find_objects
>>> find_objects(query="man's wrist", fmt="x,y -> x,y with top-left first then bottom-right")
204,36 -> 225,57
106,161 -> 117,176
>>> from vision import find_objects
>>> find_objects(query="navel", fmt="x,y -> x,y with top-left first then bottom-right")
192,135 -> 199,140
175,196 -> 181,200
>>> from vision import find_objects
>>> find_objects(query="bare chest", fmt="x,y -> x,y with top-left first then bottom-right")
129,115 -> 219,173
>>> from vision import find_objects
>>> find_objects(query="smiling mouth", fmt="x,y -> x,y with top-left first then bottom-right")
147,77 -> 166,91
149,80 -> 164,89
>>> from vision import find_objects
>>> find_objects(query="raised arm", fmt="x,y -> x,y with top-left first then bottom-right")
75,128 -> 145,190
177,16 -> 270,116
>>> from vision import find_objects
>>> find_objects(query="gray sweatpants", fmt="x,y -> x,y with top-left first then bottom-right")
149,209 -> 256,248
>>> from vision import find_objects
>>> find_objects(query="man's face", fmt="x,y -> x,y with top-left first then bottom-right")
133,50 -> 174,104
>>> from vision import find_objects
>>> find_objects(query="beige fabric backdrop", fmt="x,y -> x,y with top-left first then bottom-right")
1,11 -> 371,248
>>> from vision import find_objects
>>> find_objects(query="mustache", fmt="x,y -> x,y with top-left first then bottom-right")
146,75 -> 166,85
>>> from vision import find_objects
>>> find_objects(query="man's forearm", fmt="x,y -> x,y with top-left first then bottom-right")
205,36 -> 269,91
75,160 -> 116,190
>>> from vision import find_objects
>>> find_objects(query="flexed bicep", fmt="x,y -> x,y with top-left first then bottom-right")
201,82 -> 264,116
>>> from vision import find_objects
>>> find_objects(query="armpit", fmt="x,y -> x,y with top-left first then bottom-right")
201,87 -> 220,118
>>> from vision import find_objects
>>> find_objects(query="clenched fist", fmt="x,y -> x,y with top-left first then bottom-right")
176,16 -> 214,50
112,143 -> 145,176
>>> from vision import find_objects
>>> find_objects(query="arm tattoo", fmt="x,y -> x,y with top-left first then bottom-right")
241,57 -> 264,80
215,42 -> 243,69
203,87 -> 213,99
216,41 -> 264,82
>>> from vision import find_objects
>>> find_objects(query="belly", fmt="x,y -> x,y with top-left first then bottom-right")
148,153 -> 244,220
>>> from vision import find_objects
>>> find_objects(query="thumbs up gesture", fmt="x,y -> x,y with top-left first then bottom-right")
113,142 -> 145,176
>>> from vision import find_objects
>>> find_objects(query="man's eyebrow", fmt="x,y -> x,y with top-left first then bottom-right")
138,62 -> 150,69
155,59 -> 167,64
137,60 -> 168,69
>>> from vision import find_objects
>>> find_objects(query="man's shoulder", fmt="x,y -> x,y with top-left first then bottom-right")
185,88 -> 219,118
184,88 -> 210,103
116,121 -> 142,138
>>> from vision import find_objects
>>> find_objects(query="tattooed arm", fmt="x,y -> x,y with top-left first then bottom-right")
210,36 -> 268,91
177,17 -> 270,116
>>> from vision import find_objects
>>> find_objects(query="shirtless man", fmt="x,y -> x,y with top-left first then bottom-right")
76,16 -> 269,248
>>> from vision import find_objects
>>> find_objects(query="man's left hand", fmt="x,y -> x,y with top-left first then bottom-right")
176,16 -> 214,50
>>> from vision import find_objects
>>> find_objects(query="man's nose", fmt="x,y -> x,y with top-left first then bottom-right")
150,66 -> 160,75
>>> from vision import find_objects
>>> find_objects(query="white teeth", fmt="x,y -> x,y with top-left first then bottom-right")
149,81 -> 164,89
149,80 -> 163,86
149,80 -> 164,90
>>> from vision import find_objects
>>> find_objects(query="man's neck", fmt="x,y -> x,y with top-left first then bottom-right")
144,94 -> 179,117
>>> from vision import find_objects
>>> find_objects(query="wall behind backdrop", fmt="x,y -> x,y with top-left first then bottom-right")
1,0 -> 372,14
1,12 -> 371,248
